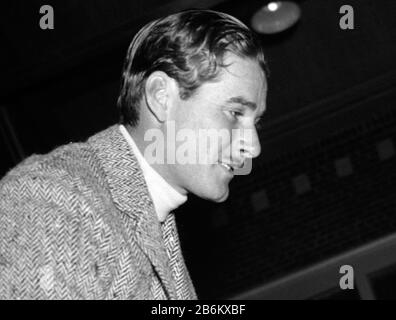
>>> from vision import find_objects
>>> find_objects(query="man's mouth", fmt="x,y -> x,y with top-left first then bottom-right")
218,162 -> 236,174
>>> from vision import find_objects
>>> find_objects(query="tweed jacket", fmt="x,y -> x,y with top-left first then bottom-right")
0,124 -> 197,300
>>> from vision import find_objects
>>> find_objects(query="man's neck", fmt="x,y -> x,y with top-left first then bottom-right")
125,122 -> 187,196
121,124 -> 187,222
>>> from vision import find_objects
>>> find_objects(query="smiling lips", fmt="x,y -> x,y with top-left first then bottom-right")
219,162 -> 233,172
218,161 -> 244,173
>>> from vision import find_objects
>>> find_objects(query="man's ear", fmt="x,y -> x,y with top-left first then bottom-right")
144,71 -> 177,123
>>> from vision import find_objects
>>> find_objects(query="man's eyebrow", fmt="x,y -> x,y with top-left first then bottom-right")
226,96 -> 257,111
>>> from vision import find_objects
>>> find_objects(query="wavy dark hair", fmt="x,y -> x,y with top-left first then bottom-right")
117,9 -> 268,126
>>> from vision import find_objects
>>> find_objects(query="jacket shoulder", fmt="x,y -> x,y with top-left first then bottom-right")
0,134 -> 150,299
2,138 -> 98,184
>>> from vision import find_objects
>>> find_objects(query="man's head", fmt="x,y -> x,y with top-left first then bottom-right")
118,9 -> 268,202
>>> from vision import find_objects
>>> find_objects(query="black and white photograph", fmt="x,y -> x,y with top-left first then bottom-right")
1,0 -> 396,302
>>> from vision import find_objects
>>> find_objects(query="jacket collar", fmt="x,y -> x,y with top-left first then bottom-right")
87,124 -> 177,299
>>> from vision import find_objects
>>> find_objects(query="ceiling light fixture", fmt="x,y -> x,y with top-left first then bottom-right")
251,1 -> 301,34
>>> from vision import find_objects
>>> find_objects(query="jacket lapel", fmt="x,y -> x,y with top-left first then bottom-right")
88,124 -> 177,299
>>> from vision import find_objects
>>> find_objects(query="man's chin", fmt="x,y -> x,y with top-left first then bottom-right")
212,195 -> 228,203
205,187 -> 229,203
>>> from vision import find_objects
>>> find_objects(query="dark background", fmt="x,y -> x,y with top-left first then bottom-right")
1,0 -> 396,299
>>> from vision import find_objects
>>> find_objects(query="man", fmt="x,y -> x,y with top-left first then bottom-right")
0,9 -> 267,299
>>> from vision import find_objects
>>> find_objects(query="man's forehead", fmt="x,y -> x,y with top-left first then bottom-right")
226,60 -> 267,105
224,57 -> 266,82
192,54 -> 267,110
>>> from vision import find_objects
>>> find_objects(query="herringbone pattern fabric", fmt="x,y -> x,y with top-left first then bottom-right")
162,214 -> 196,300
0,125 -> 197,300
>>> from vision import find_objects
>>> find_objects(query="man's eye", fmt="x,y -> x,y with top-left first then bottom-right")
230,111 -> 243,118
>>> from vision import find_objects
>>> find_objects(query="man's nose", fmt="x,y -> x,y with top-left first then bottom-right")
240,128 -> 261,159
